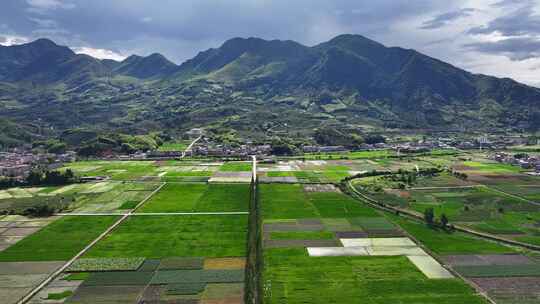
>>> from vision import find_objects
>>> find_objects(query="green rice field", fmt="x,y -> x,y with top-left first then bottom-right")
260,183 -> 489,303
158,141 -> 190,152
85,215 -> 247,258
138,183 -> 249,212
0,153 -> 536,304
0,216 -> 118,261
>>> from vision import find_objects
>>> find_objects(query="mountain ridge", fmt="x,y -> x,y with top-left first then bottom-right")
0,35 -> 539,148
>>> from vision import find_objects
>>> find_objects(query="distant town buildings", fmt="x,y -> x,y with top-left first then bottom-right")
192,142 -> 272,157
0,150 -> 76,179
186,128 -> 204,139
490,152 -> 540,172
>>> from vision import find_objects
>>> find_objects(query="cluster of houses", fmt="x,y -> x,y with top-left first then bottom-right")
452,136 -> 536,150
0,150 -> 77,179
302,146 -> 347,153
191,143 -> 272,157
490,152 -> 540,173
301,140 -> 450,155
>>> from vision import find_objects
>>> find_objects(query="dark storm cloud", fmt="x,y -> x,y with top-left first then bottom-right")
491,0 -> 534,8
464,37 -> 540,61
420,8 -> 476,30
468,5 -> 540,36
464,1 -> 540,61
0,0 -> 453,63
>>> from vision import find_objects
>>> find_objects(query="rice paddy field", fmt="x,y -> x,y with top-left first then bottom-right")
45,211 -> 249,303
389,215 -> 540,303
157,141 -> 191,152
352,160 -> 540,246
260,183 -> 489,304
0,216 -> 119,262
346,154 -> 540,303
0,152 -> 538,303
0,181 -> 161,215
0,159 -> 253,304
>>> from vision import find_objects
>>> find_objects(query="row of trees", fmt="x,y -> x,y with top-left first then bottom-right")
452,171 -> 468,180
0,169 -> 78,190
25,169 -> 78,186
424,208 -> 452,231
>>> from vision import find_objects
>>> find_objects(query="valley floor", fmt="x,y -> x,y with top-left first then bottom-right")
0,151 -> 538,303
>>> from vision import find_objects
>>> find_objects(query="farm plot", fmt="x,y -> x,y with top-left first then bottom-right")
156,164 -> 215,182
454,265 -> 540,277
209,171 -> 252,183
0,216 -> 58,252
0,188 -> 75,215
260,184 -> 319,219
263,248 -> 486,304
194,183 -> 250,212
139,183 -> 249,213
367,182 -> 540,244
158,141 -> 191,152
86,215 -> 247,258
161,171 -> 212,182
137,183 -> 206,213
412,172 -> 477,188
71,182 -> 159,213
457,160 -> 524,174
470,277 -> 540,304
308,236 -> 452,278
260,184 -> 485,303
34,213 -> 249,303
63,161 -> 158,180
0,261 -> 65,304
219,162 -> 252,172
67,257 -> 145,272
53,258 -> 245,303
0,216 -> 118,261
0,181 -> 159,215
386,215 -> 538,303
499,185 -> 540,202
299,149 -> 396,160
390,216 -> 514,255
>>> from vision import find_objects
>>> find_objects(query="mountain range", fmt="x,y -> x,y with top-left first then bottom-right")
0,34 -> 539,148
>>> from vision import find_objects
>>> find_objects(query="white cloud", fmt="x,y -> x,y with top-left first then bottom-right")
141,17 -> 153,23
71,46 -> 126,61
26,0 -> 75,13
28,17 -> 58,28
0,35 -> 30,46
2,0 -> 540,86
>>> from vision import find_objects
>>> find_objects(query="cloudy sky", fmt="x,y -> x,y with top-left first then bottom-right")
1,0 -> 540,86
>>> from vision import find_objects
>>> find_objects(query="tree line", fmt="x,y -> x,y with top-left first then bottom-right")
0,169 -> 78,189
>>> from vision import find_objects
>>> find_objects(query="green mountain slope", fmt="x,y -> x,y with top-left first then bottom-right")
114,53 -> 178,79
0,35 -> 539,148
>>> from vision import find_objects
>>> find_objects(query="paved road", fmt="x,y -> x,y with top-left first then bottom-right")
181,136 -> 202,158
252,155 -> 257,181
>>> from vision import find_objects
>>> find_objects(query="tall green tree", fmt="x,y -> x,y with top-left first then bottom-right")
424,208 -> 435,226
440,214 -> 449,229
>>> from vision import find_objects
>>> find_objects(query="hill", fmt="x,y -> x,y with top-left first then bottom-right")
0,35 -> 539,148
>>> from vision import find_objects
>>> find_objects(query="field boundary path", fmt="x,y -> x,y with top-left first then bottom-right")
181,135 -> 202,158
57,211 -> 249,216
484,185 -> 540,206
17,182 -> 166,304
409,186 -> 478,190
410,184 -> 540,205
245,155 -> 262,304
346,180 -> 540,252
